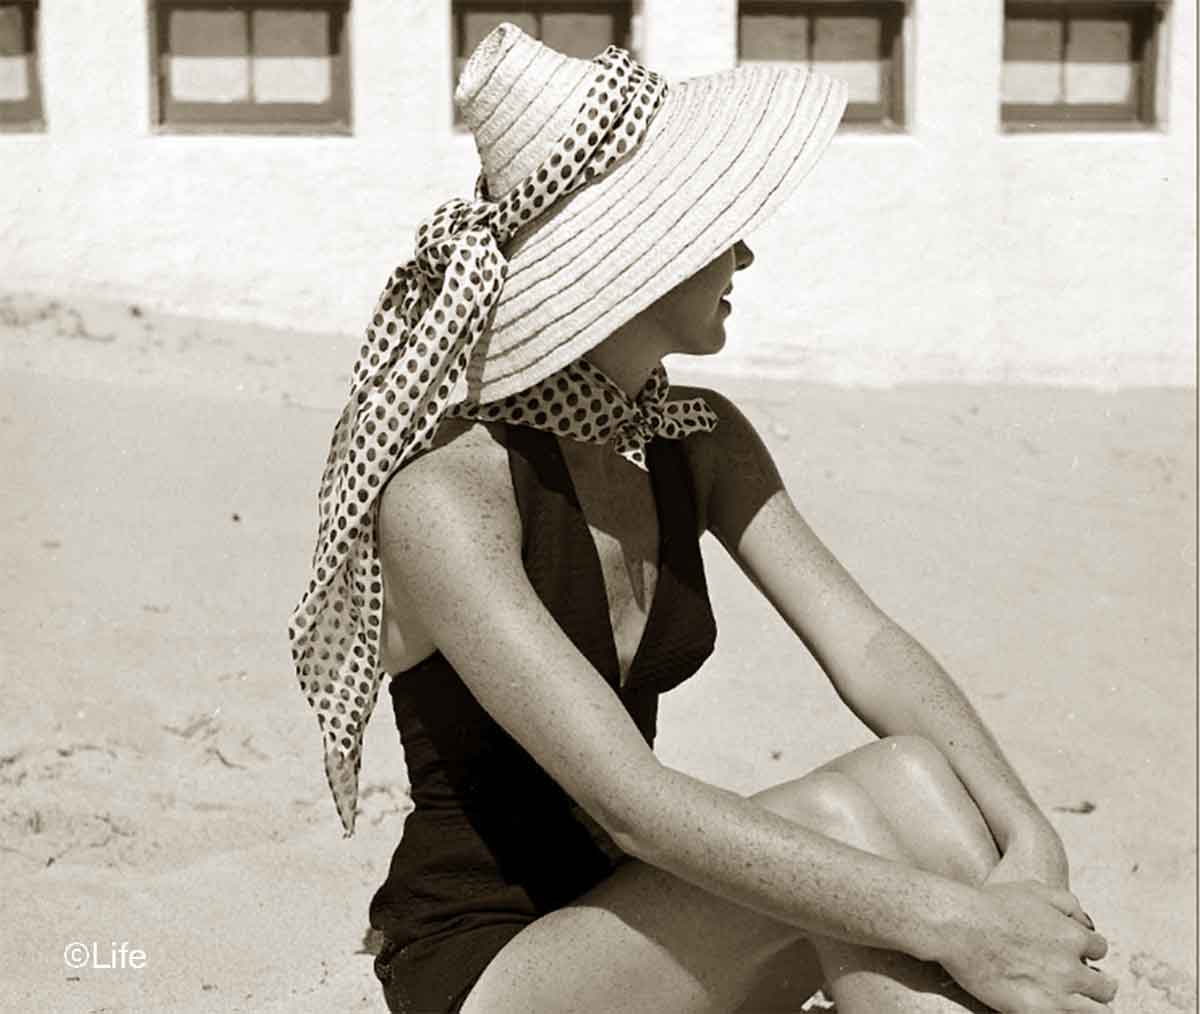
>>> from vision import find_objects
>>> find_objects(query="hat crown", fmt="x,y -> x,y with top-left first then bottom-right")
455,24 -> 599,198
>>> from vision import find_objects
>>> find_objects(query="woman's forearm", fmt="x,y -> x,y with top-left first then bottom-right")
846,621 -> 1060,854
614,763 -> 975,962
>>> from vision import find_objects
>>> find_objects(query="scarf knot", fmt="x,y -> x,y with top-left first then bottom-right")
609,368 -> 672,468
449,358 -> 719,472
412,196 -> 504,287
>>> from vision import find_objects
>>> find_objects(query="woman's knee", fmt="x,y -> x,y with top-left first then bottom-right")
826,735 -> 977,819
883,734 -> 958,789
826,735 -> 953,789
826,735 -> 1000,881
752,771 -> 908,860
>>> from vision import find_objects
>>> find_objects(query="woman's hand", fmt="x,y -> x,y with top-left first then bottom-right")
940,881 -> 1118,1013
987,823 -> 1071,890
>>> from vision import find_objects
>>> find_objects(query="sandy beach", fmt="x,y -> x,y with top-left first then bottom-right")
1,291 -> 1195,1013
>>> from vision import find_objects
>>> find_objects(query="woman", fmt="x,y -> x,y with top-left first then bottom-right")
289,24 -> 1117,1014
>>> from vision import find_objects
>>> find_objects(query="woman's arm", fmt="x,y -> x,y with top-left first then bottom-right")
376,423 -> 1099,985
688,388 -> 1069,884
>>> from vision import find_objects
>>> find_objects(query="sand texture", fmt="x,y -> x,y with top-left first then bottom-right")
0,292 -> 1195,1013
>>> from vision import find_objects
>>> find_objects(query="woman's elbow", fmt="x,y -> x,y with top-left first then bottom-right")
581,758 -> 669,860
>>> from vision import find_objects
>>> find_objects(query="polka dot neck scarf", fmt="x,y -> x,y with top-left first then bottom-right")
448,357 -> 718,470
290,46 -> 704,836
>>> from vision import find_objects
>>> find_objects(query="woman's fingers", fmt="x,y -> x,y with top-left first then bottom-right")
1067,999 -> 1113,1014
1074,963 -> 1120,1003
1081,930 -> 1109,961
1037,884 -> 1103,935
1041,885 -> 1087,920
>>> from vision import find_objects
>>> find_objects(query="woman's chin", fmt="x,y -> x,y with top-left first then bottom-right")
705,321 -> 730,354
666,319 -> 728,358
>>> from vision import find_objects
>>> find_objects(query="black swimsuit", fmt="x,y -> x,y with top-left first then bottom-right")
369,423 -> 718,1014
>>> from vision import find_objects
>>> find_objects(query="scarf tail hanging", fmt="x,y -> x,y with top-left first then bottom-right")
291,46 -> 686,836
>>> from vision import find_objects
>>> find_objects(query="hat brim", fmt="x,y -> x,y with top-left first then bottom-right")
466,64 -> 848,403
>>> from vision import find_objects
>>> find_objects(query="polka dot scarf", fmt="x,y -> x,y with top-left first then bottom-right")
447,357 -> 718,470
290,46 -> 689,836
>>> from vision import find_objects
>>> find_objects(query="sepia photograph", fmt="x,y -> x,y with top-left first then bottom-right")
1,1 -> 1195,1012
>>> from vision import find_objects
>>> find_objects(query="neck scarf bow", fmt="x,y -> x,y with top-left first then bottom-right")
290,48 -> 689,836
450,357 -> 718,470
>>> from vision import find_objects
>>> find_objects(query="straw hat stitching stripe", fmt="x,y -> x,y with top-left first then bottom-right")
514,68 -> 791,279
496,70 -> 774,304
502,66 -> 775,262
453,28 -> 515,117
489,73 -> 782,354
577,79 -> 841,362
499,70 -> 729,280
588,77 -> 838,335
482,48 -> 578,161
499,69 -> 818,338
498,84 -> 704,287
490,75 -> 759,339
492,58 -> 628,183
472,41 -> 544,142
654,71 -> 826,262
458,44 -> 508,115
477,49 -> 663,214
711,80 -> 841,247
483,76 -> 823,385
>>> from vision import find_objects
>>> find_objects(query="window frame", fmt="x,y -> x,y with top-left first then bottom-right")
0,0 -> 44,132
736,0 -> 908,131
1001,0 -> 1167,131
450,0 -> 635,129
150,0 -> 353,135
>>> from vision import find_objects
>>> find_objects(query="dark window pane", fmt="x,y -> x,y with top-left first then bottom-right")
740,13 -> 809,63
169,8 -> 250,103
813,15 -> 883,104
0,5 -> 29,102
1065,16 -> 1134,104
253,8 -> 332,104
463,11 -> 537,55
542,12 -> 613,59
0,4 -> 26,56
1002,17 -> 1063,104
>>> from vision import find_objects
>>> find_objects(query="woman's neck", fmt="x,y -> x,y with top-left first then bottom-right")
583,320 -> 669,399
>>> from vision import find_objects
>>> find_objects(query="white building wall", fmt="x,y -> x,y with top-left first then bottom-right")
1,0 -> 1195,386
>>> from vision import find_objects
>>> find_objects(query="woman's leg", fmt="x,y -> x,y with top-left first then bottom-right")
460,735 -> 1000,1014
760,736 -> 1000,1013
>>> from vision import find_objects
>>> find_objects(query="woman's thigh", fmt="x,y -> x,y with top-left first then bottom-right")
459,853 -> 825,1014
458,772 -> 848,1014
459,736 -> 993,1014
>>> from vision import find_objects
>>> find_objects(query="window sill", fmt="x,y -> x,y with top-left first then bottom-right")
0,119 -> 46,134
837,120 -> 908,136
1000,120 -> 1166,135
152,121 -> 354,137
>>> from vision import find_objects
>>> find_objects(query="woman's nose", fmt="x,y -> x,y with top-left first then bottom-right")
733,239 -> 755,272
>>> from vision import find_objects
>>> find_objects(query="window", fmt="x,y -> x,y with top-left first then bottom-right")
152,2 -> 351,133
0,1 -> 42,130
738,2 -> 906,129
452,1 -> 633,123
1002,2 -> 1166,129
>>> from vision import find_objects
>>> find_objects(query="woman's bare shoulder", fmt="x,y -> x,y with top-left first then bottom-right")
670,385 -> 764,457
377,418 -> 518,544
669,384 -> 784,540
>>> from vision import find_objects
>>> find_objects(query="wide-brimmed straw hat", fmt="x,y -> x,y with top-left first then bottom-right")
291,25 -> 847,836
457,22 -> 847,401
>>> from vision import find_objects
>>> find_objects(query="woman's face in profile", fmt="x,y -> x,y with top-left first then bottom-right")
644,240 -> 755,356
